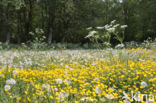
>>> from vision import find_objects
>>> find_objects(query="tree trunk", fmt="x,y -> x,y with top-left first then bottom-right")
25,0 -> 33,41
48,27 -> 53,45
123,2 -> 129,41
5,3 -> 10,44
17,10 -> 21,43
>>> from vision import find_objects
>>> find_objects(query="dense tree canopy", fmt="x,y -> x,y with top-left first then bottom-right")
0,0 -> 155,44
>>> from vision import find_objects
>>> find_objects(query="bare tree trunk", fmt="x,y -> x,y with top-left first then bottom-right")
5,3 -> 10,44
48,27 -> 53,45
24,0 -> 33,41
16,10 -> 21,43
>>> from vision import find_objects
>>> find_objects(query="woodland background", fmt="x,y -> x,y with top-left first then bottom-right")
0,0 -> 155,45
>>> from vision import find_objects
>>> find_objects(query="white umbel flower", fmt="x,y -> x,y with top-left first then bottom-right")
107,27 -> 115,32
96,26 -> 105,30
86,27 -> 92,30
115,43 -> 125,49
6,78 -> 16,85
85,31 -> 98,38
111,20 -> 116,24
121,25 -> 128,29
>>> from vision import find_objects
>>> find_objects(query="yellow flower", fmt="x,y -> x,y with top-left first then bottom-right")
4,89 -> 8,92
17,97 -> 22,101
50,96 -> 53,99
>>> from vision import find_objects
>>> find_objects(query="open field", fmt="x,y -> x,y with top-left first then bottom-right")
0,47 -> 156,102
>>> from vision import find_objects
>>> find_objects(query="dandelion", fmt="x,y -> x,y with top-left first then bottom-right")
6,78 -> 16,85
56,78 -> 63,84
4,85 -> 11,91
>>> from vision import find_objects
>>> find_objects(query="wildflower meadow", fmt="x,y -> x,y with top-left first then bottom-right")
0,43 -> 156,103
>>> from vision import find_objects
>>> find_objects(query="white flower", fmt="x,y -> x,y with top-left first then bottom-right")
115,44 -> 125,49
64,71 -> 68,75
111,20 -> 116,24
6,78 -> 16,85
110,87 -> 115,91
95,87 -> 101,94
106,94 -> 114,99
100,98 -> 106,102
54,87 -> 58,91
64,79 -> 71,84
121,25 -> 128,29
58,92 -> 69,102
107,27 -> 115,32
69,68 -> 73,71
113,24 -> 120,28
94,77 -> 99,81
141,81 -> 148,88
96,26 -> 105,30
13,70 -> 18,75
85,31 -> 98,38
104,24 -> 110,29
80,97 -> 88,101
42,84 -> 51,92
65,65 -> 68,68
0,74 -> 4,77
56,78 -> 63,84
60,92 -> 69,98
86,27 -> 92,30
4,85 -> 11,90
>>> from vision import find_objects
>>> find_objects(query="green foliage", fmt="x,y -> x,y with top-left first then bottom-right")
0,0 -> 155,44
